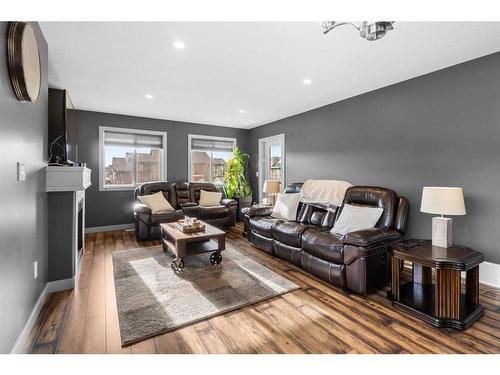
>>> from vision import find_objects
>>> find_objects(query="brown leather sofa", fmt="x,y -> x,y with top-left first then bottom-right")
134,181 -> 237,240
173,182 -> 237,228
245,183 -> 410,294
133,182 -> 184,240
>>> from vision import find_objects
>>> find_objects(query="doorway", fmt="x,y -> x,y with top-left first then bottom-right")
258,134 -> 285,203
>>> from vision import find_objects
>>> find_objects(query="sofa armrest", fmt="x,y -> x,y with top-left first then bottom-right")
180,202 -> 198,208
246,206 -> 274,218
341,228 -> 401,248
133,203 -> 152,215
221,198 -> 237,207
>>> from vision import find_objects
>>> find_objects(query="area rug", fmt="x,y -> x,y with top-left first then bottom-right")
112,245 -> 299,346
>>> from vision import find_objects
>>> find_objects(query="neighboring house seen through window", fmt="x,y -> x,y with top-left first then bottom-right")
99,127 -> 167,190
188,135 -> 236,185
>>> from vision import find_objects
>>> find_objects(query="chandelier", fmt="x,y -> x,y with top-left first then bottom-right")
321,21 -> 394,41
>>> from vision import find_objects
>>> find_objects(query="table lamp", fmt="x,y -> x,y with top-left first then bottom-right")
420,187 -> 466,248
263,180 -> 281,205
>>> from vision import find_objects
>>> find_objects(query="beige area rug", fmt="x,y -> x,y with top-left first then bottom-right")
112,245 -> 299,346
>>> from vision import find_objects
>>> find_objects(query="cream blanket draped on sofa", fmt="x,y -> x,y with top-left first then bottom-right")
300,179 -> 353,207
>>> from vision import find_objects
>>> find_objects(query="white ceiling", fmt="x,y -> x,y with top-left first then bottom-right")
40,22 -> 500,129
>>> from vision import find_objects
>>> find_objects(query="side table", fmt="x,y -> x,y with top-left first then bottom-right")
388,240 -> 484,330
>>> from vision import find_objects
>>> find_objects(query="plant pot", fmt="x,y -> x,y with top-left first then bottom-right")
235,196 -> 253,222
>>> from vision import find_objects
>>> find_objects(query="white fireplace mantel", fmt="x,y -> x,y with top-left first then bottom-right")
46,166 -> 91,192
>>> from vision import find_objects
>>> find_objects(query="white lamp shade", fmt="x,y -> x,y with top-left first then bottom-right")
420,187 -> 466,216
263,180 -> 281,194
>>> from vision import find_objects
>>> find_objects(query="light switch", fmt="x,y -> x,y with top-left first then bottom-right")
17,162 -> 26,181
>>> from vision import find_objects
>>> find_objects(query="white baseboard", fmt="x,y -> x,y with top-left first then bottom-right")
47,277 -> 75,293
479,261 -> 500,288
85,223 -> 134,233
10,284 -> 49,354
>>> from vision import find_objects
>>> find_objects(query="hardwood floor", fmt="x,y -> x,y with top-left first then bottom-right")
26,224 -> 500,354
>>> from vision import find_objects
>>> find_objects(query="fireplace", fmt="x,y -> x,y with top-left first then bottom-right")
46,166 -> 91,289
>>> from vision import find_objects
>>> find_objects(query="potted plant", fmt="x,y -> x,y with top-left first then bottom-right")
224,147 -> 253,222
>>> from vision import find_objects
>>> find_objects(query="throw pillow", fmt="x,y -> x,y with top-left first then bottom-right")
138,191 -> 174,213
330,204 -> 384,236
199,190 -> 222,207
271,193 -> 301,220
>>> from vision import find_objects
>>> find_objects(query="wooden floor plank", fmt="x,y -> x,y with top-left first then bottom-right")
28,223 -> 500,354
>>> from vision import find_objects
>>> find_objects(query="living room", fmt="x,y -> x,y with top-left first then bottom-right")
1,0 -> 499,372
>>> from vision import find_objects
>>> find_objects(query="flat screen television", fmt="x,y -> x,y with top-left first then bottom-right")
48,88 -> 78,164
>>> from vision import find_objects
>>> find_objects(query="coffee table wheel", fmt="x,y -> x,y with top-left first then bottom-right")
171,258 -> 185,272
210,251 -> 222,265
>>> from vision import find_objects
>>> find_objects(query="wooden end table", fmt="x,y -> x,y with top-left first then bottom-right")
160,221 -> 225,272
388,240 -> 484,330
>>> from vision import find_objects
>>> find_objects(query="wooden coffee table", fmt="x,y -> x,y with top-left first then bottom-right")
160,221 -> 225,272
389,240 -> 484,330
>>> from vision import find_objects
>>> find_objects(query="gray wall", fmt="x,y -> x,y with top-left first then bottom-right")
0,23 -> 48,352
248,52 -> 500,264
74,110 -> 249,227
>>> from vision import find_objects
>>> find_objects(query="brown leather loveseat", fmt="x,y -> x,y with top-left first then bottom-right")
173,182 -> 237,228
245,183 -> 409,294
134,181 -> 237,240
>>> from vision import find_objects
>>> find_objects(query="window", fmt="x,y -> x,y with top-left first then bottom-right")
99,127 -> 167,190
188,134 -> 236,185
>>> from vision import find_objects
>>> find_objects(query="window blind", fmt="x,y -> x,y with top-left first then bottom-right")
190,137 -> 235,152
104,130 -> 164,148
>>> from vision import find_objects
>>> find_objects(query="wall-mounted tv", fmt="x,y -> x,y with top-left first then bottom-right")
48,88 -> 78,165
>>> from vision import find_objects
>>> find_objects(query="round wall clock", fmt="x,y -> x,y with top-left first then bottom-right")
6,22 -> 42,103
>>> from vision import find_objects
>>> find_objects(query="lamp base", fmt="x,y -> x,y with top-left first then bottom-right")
432,217 -> 452,248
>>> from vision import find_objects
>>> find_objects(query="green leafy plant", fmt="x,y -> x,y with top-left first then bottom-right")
224,147 -> 252,198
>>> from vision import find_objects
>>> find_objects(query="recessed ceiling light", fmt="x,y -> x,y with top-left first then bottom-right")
239,109 -> 246,114
173,41 -> 186,49
145,94 -> 154,99
303,78 -> 312,85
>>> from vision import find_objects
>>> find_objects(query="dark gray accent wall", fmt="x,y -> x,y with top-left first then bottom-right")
248,52 -> 500,264
0,23 -> 48,352
74,110 -> 248,227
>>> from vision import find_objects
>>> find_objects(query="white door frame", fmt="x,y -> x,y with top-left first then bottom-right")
258,133 -> 285,202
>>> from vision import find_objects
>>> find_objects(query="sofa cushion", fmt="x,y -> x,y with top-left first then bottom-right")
199,190 -> 223,207
138,191 -> 174,213
271,193 -> 301,220
199,205 -> 228,220
302,229 -> 345,263
272,221 -> 314,248
331,203 -> 383,236
150,209 -> 183,224
250,216 -> 279,238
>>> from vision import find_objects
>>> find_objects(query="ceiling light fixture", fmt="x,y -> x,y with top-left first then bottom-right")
321,21 -> 394,41
173,41 -> 186,49
145,94 -> 154,99
303,78 -> 312,85
239,109 -> 246,114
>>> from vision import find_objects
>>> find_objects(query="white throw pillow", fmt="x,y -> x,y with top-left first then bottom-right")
331,204 -> 384,236
199,190 -> 222,207
271,193 -> 301,220
138,191 -> 174,213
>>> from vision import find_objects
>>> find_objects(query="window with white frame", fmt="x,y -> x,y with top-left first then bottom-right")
99,127 -> 167,190
188,134 -> 236,185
